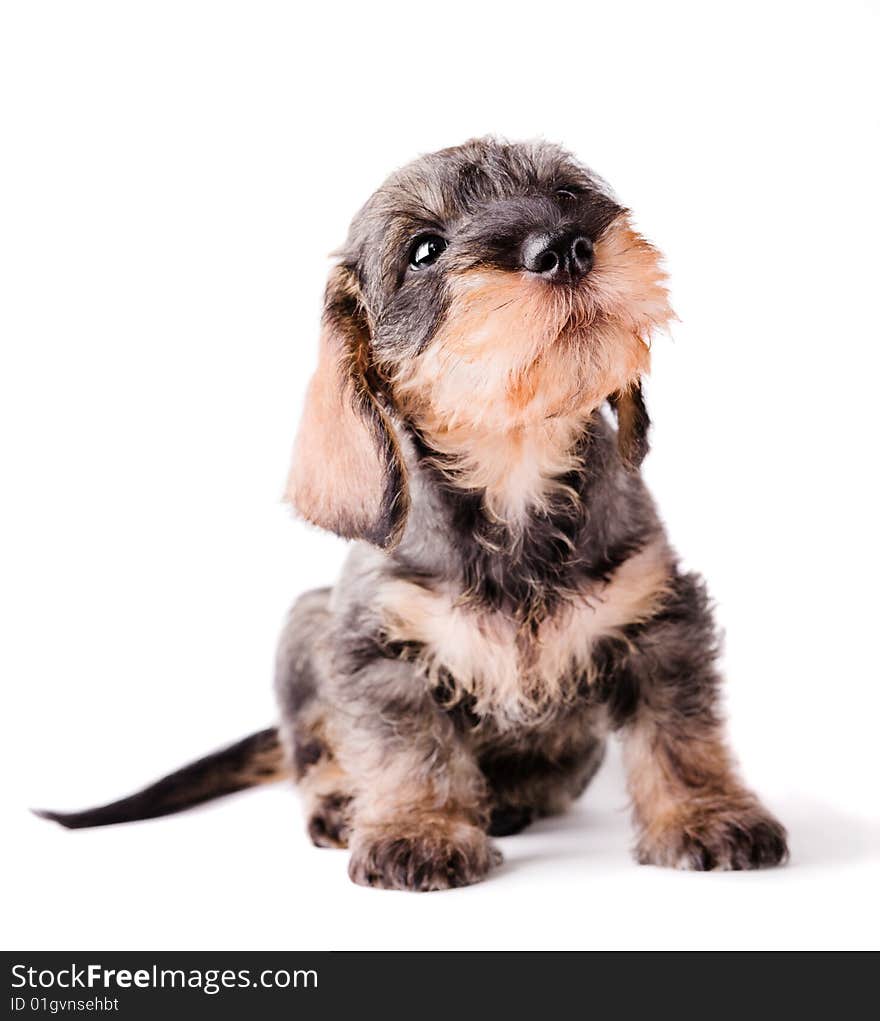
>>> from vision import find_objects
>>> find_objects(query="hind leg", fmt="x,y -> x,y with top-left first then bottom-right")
302,766 -> 353,849
479,723 -> 607,836
274,588 -> 354,849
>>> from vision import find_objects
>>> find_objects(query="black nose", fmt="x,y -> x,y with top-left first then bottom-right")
522,231 -> 594,280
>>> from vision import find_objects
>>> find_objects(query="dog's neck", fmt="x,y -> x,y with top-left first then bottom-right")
410,411 -> 594,524
399,409 -> 654,626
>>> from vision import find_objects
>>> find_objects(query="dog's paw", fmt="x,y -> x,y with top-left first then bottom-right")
307,793 -> 352,849
637,803 -> 789,871
348,819 -> 501,892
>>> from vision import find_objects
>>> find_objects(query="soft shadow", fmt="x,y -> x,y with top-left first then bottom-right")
488,741 -> 880,873
779,801 -> 879,868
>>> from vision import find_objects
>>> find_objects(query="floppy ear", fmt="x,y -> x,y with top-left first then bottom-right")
285,265 -> 409,548
608,380 -> 650,471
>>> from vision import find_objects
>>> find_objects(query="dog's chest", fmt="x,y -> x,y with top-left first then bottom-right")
377,539 -> 670,726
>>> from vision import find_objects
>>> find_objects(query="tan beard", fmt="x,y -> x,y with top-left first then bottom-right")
389,214 -> 673,520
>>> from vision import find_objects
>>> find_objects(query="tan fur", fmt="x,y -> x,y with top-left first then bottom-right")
418,414 -> 589,522
285,321 -> 388,535
391,213 -> 672,519
348,753 -> 487,831
332,680 -> 497,889
622,718 -> 764,868
377,537 -> 673,726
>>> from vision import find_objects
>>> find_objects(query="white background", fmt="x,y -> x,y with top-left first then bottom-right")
2,0 -> 878,951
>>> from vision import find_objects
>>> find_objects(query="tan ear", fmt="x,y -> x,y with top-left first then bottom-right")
608,380 -> 650,471
285,266 -> 409,548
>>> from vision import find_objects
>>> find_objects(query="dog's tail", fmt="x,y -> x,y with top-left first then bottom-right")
34,727 -> 287,829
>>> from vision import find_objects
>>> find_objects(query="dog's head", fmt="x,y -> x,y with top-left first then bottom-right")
287,138 -> 673,547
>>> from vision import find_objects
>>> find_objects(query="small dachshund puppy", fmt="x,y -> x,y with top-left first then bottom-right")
40,138 -> 788,890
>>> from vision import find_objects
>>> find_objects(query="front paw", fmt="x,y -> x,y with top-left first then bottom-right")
348,818 -> 502,892
637,802 -> 789,871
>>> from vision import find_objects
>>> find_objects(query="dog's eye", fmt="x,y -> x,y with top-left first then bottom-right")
556,187 -> 581,202
409,234 -> 447,270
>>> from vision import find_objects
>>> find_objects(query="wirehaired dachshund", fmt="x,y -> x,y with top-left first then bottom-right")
39,138 -> 789,890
